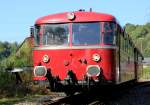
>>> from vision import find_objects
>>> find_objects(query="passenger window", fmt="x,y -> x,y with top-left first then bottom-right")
103,22 -> 116,45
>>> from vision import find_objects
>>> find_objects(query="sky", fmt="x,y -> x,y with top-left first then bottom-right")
0,0 -> 150,43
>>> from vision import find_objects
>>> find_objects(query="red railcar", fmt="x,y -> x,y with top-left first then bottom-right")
31,11 -> 143,92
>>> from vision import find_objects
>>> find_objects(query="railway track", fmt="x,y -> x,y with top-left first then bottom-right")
41,92 -> 85,105
38,82 -> 150,105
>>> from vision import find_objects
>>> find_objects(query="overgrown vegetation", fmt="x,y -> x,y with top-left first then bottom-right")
125,23 -> 150,57
0,37 -> 35,101
0,37 -> 33,70
0,37 -> 50,104
140,67 -> 150,80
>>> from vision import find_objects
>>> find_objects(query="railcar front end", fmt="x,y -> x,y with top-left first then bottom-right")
31,11 -> 142,92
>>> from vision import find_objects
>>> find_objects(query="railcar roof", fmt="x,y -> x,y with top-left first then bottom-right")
35,11 -> 116,24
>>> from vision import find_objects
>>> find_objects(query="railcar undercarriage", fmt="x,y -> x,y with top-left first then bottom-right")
45,69 -> 112,95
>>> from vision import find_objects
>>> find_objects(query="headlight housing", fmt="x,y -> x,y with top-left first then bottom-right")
92,53 -> 101,62
43,54 -> 49,63
86,65 -> 101,77
34,66 -> 47,77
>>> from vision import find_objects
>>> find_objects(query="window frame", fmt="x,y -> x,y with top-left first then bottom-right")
103,22 -> 117,45
34,25 -> 41,46
72,22 -> 101,46
42,23 -> 70,46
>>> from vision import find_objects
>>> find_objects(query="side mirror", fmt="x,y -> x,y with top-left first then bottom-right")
30,26 -> 34,37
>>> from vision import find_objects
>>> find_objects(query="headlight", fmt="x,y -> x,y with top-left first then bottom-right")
92,53 -> 101,62
67,12 -> 75,20
86,65 -> 101,77
34,66 -> 47,77
43,54 -> 49,63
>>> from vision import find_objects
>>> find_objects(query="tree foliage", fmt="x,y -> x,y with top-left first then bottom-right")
0,38 -> 33,70
125,22 -> 150,57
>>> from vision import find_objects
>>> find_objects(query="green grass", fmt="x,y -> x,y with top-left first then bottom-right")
0,95 -> 41,104
0,70 -> 50,104
0,97 -> 25,104
143,67 -> 150,72
0,83 -> 51,104
140,67 -> 150,80
0,97 -> 28,104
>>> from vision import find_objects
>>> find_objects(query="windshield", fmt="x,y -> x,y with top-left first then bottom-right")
42,24 -> 69,46
72,22 -> 100,45
103,22 -> 116,45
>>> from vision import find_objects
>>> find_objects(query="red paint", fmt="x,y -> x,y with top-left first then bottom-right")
33,49 -> 115,81
36,12 -> 116,24
33,76 -> 46,80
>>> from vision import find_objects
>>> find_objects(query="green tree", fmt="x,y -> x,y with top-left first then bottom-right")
125,23 -> 136,34
125,23 -> 150,57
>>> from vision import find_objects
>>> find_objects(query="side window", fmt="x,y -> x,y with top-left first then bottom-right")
124,33 -> 128,52
120,32 -> 124,50
116,25 -> 121,46
34,25 -> 41,46
103,22 -> 116,45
